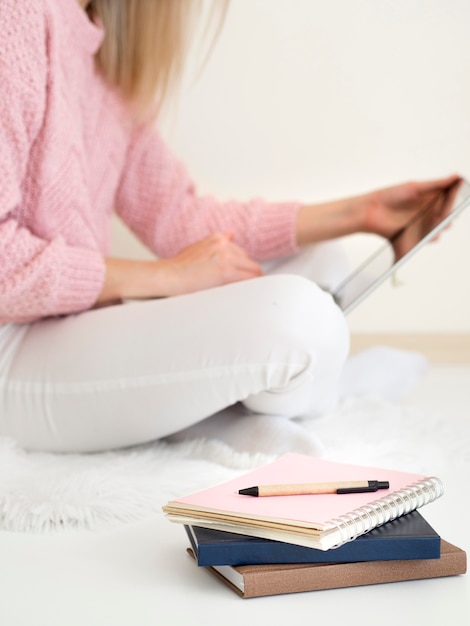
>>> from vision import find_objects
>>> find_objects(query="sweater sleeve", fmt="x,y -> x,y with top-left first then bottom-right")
115,122 -> 301,261
0,1 -> 105,324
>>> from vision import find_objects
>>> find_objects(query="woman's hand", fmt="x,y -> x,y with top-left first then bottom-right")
96,232 -> 263,306
360,174 -> 462,261
156,232 -> 263,295
297,174 -> 462,254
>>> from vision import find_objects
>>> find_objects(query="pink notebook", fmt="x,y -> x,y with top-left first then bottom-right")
163,454 -> 444,550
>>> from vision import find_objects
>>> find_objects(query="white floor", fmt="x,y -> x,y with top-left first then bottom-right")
0,364 -> 469,626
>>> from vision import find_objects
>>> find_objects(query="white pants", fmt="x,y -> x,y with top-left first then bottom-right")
0,243 -> 350,452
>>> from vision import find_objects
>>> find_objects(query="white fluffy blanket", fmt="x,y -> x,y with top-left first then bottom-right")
1,348 -> 468,534
1,381 -> 467,533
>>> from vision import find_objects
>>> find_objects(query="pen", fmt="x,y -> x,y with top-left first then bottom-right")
238,480 -> 390,497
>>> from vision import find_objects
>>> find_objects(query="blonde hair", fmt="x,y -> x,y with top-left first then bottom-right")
89,0 -> 228,119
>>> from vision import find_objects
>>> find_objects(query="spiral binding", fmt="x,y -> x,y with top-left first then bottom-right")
329,476 -> 444,548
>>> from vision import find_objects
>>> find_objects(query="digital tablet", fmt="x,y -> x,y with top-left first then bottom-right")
327,178 -> 470,315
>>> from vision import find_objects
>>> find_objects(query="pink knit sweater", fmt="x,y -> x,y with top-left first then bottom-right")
0,0 -> 300,324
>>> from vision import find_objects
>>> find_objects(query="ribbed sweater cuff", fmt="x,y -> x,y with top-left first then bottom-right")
251,201 -> 301,260
56,246 -> 106,314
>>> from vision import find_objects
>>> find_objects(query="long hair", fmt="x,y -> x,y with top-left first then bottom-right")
89,0 -> 228,119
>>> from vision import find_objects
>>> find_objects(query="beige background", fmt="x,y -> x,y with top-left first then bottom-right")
111,0 -> 470,333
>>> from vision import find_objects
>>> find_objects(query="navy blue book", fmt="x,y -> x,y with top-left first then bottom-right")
184,511 -> 440,566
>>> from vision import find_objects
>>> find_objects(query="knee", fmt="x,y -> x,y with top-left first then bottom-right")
251,274 -> 350,368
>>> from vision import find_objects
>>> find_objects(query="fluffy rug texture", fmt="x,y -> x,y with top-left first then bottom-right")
0,349 -> 467,533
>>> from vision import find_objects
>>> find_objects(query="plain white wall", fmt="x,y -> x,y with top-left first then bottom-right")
111,0 -> 470,333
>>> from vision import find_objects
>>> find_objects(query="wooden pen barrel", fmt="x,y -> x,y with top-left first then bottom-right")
257,481 -> 370,496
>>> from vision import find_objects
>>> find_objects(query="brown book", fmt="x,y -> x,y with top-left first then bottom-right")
187,539 -> 466,598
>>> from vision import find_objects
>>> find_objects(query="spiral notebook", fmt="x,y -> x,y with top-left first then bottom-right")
163,454 -> 444,551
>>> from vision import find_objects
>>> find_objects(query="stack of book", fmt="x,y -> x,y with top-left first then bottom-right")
163,453 -> 467,598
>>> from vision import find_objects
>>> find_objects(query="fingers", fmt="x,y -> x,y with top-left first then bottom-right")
408,174 -> 462,225
204,232 -> 264,280
163,233 -> 264,296
441,178 -> 461,215
414,173 -> 462,194
423,175 -> 461,231
221,235 -> 264,279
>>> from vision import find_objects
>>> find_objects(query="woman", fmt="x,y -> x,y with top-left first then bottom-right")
0,0 -> 459,452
